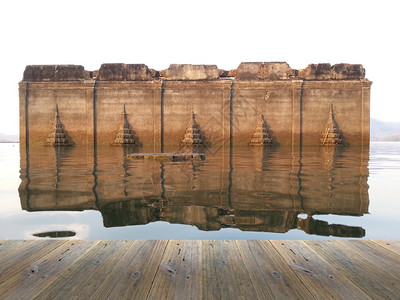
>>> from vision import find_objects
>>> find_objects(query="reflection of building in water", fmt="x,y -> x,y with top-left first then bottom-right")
296,215 -> 365,238
19,144 -> 370,238
301,146 -> 369,216
19,146 -> 95,211
100,199 -> 160,227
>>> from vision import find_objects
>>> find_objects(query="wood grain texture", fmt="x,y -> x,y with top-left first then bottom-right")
0,240 -> 399,300
201,240 -> 258,300
0,241 -> 26,258
372,240 -> 400,254
242,240 -> 314,299
270,240 -> 369,299
0,240 -> 98,299
305,240 -> 400,299
33,240 -> 125,299
0,240 -> 66,286
0,241 -> 36,263
336,240 -> 400,281
147,240 -> 202,299
96,240 -> 168,300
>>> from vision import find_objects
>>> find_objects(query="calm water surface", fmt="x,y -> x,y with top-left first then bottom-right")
1,142 -> 399,240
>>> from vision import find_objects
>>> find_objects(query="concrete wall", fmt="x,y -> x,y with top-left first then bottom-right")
301,80 -> 370,146
162,80 -> 232,148
19,81 -> 95,146
232,81 -> 302,146
95,81 -> 162,150
19,62 -> 371,147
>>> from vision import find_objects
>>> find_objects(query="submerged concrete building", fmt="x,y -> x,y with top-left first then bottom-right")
18,62 -> 371,237
19,62 -> 371,152
19,62 -> 371,148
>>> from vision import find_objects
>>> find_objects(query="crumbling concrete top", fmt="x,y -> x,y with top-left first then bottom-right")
97,63 -> 156,81
22,62 -> 367,82
23,65 -> 90,82
299,63 -> 365,80
160,64 -> 223,80
235,62 -> 295,80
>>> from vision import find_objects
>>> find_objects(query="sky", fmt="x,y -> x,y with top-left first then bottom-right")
0,0 -> 399,135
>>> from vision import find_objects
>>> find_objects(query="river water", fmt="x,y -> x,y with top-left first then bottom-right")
0,142 -> 399,239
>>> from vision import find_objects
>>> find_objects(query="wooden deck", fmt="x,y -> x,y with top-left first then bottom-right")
0,240 -> 399,299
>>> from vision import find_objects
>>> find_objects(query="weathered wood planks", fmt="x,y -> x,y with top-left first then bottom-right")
0,240 -> 398,299
0,240 -> 98,299
305,240 -> 400,299
269,240 -> 369,299
237,240 -> 313,299
96,240 -> 168,299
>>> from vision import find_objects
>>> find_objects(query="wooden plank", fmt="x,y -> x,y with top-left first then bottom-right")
0,241 -> 26,258
90,240 -> 168,299
0,240 -> 35,261
236,240 -> 314,299
235,240 -> 278,299
270,240 -> 369,299
371,240 -> 400,256
103,240 -> 168,299
88,240 -> 146,299
197,240 -> 256,299
0,240 -> 399,299
0,240 -> 33,265
147,240 -> 202,299
173,241 -> 202,299
34,240 -> 132,298
0,240 -> 99,299
75,240 -> 138,299
0,240 -> 66,285
305,240 -> 400,299
336,240 -> 400,281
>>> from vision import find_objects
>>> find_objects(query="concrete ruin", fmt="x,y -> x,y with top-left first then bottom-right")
19,62 -> 371,148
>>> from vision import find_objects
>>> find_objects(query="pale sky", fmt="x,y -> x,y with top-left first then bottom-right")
1,0 -> 399,135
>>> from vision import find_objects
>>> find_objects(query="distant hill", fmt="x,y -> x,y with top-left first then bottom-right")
370,119 -> 400,141
0,133 -> 19,143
